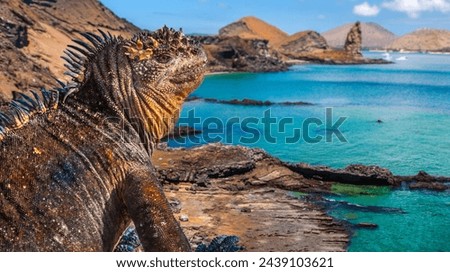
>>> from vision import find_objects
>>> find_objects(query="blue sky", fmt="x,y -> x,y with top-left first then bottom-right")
100,0 -> 450,35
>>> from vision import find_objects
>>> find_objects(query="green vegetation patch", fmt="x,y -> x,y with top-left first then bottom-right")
331,183 -> 391,196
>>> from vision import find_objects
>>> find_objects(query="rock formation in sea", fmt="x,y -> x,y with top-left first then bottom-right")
291,21 -> 390,64
344,21 -> 363,58
323,22 -> 397,49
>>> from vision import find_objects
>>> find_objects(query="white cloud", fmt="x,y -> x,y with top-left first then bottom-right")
353,2 -> 381,16
382,0 -> 450,18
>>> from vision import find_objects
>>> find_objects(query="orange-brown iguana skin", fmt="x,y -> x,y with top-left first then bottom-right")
0,27 -> 206,251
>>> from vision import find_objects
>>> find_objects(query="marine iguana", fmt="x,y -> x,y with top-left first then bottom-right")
0,27 -> 206,251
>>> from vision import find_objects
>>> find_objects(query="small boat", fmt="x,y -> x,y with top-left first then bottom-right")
396,56 -> 408,61
382,52 -> 392,61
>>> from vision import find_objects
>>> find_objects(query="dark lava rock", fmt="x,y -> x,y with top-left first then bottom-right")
409,182 -> 448,192
286,163 -> 397,186
398,171 -> 449,191
195,235 -> 244,252
355,222 -> 378,229
188,97 -> 313,107
114,226 -> 141,252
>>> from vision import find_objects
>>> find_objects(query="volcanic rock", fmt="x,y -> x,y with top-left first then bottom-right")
344,21 -> 363,58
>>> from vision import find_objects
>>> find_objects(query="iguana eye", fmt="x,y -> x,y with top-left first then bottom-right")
156,54 -> 172,64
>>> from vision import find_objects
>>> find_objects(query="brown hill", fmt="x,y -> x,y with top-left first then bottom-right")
389,29 -> 450,52
219,16 -> 288,45
0,0 -> 139,100
323,22 -> 396,49
276,30 -> 329,57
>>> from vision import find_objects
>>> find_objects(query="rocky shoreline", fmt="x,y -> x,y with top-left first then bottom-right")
153,144 -> 349,251
151,143 -> 448,251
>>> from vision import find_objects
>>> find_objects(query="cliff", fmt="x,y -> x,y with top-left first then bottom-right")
389,29 -> 450,52
323,22 -> 396,49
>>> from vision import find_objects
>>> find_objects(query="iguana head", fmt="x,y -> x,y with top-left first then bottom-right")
63,27 -> 206,151
124,27 -> 207,100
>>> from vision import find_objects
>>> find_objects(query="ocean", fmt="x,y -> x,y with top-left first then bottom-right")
169,52 -> 450,252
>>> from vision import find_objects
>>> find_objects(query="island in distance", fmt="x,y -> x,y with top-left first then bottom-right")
193,17 -> 390,73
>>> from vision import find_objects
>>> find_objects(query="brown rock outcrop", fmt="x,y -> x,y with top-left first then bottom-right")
277,31 -> 330,58
344,21 -> 363,58
193,35 -> 288,72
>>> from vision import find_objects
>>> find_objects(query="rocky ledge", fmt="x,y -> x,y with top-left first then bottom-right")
152,143 -> 448,251
154,143 -> 348,251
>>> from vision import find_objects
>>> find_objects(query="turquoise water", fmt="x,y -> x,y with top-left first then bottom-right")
170,52 -> 450,251
328,186 -> 450,252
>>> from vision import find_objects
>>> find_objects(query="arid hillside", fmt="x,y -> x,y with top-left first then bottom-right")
219,16 -> 288,45
0,0 -> 138,100
389,29 -> 450,52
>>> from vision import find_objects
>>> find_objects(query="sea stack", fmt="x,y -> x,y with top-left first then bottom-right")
344,21 -> 363,58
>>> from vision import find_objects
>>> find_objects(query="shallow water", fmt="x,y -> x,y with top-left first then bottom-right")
328,185 -> 450,252
170,52 -> 450,251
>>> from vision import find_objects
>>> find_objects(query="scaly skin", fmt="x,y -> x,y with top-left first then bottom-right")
0,27 -> 206,251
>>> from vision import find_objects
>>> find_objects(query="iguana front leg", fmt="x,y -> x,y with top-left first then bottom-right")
123,165 -> 191,251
